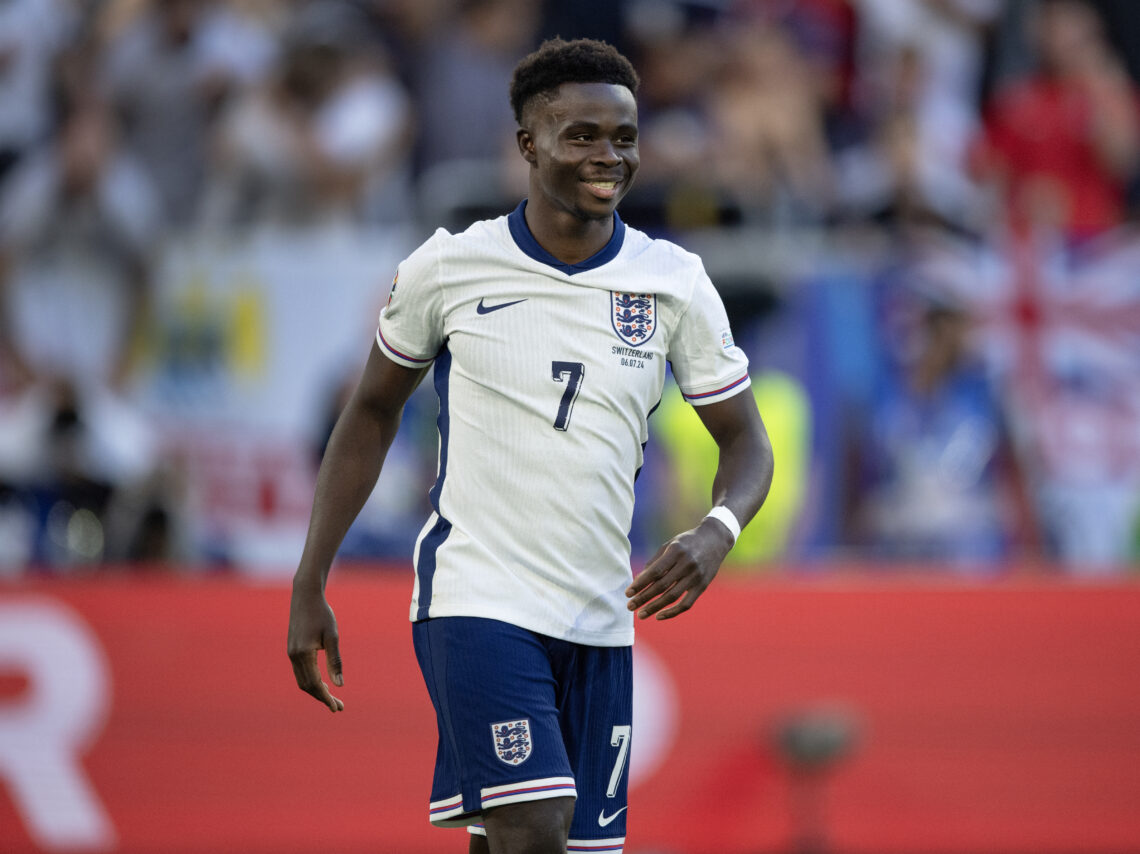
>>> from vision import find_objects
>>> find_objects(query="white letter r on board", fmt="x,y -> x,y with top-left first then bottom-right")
0,599 -> 115,850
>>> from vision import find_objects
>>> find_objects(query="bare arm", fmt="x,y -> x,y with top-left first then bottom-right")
626,387 -> 773,620
287,342 -> 428,711
0,250 -> 34,387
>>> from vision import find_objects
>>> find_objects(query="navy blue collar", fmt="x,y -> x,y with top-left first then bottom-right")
508,200 -> 625,275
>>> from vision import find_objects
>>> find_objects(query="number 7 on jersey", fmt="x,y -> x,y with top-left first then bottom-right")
551,361 -> 585,431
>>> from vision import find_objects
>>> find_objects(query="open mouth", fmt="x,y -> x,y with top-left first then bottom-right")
584,180 -> 620,200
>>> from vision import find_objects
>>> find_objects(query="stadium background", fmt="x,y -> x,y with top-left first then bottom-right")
1,0 -> 1139,851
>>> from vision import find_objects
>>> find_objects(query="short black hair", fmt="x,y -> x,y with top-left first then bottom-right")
509,38 -> 639,125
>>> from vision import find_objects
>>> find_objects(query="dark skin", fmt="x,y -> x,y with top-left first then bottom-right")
288,80 -> 774,854
287,350 -> 426,713
516,81 -> 640,263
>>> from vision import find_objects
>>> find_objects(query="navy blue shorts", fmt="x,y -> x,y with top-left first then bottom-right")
412,616 -> 632,852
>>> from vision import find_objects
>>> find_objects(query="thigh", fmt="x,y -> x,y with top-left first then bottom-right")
482,796 -> 574,854
556,642 -> 633,849
413,617 -> 577,828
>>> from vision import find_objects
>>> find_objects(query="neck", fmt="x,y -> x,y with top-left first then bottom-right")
523,201 -> 615,265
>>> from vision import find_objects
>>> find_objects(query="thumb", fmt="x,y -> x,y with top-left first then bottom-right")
325,633 -> 344,687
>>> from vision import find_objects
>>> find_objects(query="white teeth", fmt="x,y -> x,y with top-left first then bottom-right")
591,182 -> 616,189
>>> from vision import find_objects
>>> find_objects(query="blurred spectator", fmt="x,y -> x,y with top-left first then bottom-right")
0,61 -> 158,391
896,215 -> 1140,571
709,20 -> 836,227
2,0 -> 1134,575
0,62 -> 171,568
0,0 -> 76,187
972,0 -> 1140,238
0,377 -> 174,568
622,11 -> 727,231
846,289 -> 1036,568
201,0 -> 413,228
627,9 -> 837,232
367,0 -> 455,63
414,0 -> 538,171
732,0 -> 861,148
836,0 -> 999,232
411,0 -> 539,229
100,0 -> 278,227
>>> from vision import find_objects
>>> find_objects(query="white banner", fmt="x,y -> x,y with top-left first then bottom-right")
133,223 -> 417,571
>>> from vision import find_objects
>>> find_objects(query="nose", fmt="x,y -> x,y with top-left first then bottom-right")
592,139 -> 621,166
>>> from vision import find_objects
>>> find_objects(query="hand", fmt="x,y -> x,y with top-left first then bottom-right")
287,583 -> 345,712
625,518 -> 734,620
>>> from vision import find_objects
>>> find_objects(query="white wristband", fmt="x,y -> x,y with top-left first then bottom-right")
704,505 -> 741,545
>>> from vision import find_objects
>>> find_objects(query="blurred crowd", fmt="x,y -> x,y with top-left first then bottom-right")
1,0 -> 1139,575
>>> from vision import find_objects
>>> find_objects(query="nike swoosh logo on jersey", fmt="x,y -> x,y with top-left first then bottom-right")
597,806 -> 628,827
477,297 -> 528,314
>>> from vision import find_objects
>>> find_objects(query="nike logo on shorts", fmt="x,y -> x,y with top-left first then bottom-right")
598,806 -> 628,827
477,297 -> 528,314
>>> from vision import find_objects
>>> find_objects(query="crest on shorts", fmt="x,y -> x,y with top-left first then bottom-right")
611,292 -> 656,347
491,719 -> 532,766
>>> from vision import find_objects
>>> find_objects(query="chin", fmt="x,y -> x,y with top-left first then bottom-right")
573,207 -> 616,223
572,197 -> 622,222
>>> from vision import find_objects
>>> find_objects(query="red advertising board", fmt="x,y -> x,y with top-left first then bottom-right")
1,571 -> 1139,853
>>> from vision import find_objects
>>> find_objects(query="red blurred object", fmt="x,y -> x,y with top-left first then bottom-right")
1,569 -> 1138,853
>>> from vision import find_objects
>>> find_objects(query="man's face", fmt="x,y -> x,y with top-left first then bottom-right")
518,82 -> 639,222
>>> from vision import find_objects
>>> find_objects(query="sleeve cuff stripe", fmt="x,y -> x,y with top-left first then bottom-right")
682,373 -> 750,401
377,327 -> 435,364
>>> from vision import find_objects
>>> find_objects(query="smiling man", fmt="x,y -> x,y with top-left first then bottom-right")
287,38 -> 773,854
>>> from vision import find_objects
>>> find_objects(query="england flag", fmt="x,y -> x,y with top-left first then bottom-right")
911,226 -> 1140,566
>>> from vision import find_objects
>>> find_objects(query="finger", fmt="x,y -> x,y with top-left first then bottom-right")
626,568 -> 660,597
628,577 -> 674,613
627,560 -> 682,611
627,549 -> 680,606
626,545 -> 670,596
312,674 -> 342,711
628,575 -> 678,612
290,650 -> 322,693
653,587 -> 700,620
325,634 -> 344,688
291,652 -> 344,712
637,581 -> 688,619
315,681 -> 344,713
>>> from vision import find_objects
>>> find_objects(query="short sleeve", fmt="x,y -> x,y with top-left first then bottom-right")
376,231 -> 447,367
668,268 -> 751,406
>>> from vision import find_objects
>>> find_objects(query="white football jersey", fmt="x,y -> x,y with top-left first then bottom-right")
377,202 -> 750,646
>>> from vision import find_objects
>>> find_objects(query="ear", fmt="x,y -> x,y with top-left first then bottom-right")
517,128 -> 537,165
